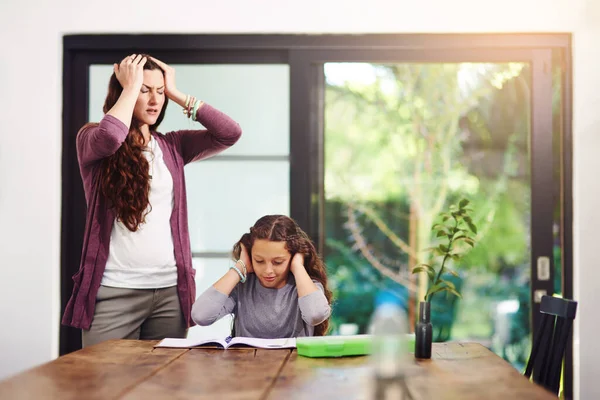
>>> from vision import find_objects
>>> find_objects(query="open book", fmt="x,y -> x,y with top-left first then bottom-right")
155,336 -> 296,350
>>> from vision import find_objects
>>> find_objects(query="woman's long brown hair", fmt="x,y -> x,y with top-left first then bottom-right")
95,55 -> 168,231
232,215 -> 333,336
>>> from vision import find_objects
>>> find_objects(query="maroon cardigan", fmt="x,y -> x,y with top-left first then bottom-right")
62,104 -> 242,330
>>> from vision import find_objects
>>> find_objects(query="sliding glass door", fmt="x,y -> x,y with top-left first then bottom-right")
323,61 -> 534,368
289,49 -> 559,374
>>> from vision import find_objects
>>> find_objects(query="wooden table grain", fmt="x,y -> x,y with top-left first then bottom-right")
0,340 -> 555,399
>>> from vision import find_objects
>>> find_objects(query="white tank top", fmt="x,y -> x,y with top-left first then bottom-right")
101,137 -> 178,289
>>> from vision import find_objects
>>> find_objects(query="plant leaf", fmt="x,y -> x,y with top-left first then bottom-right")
432,247 -> 445,256
415,263 -> 435,272
445,268 -> 460,277
425,282 -> 447,300
463,216 -> 478,234
458,199 -> 470,209
438,244 -> 449,253
441,286 -> 462,299
412,265 -> 435,281
439,279 -> 456,290
466,221 -> 478,234
454,236 -> 475,247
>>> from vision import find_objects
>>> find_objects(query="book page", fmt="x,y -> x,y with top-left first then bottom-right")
155,337 -> 227,348
226,337 -> 297,349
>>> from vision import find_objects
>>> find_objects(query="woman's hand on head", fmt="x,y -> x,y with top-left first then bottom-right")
114,54 -> 146,92
239,243 -> 254,274
149,56 -> 179,99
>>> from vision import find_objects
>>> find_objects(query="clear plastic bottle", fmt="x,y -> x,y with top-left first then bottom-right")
369,290 -> 410,400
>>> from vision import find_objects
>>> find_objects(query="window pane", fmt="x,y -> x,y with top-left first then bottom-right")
89,65 -> 111,123
187,257 -> 233,341
186,160 -> 289,252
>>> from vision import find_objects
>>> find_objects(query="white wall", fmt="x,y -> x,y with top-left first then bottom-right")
0,0 -> 598,398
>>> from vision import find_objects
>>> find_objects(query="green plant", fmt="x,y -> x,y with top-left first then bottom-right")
412,198 -> 478,302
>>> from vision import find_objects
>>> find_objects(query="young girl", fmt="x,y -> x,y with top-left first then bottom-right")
192,215 -> 332,338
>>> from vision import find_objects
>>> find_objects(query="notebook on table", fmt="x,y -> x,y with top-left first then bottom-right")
155,336 -> 296,350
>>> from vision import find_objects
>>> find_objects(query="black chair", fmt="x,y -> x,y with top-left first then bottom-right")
524,295 -> 577,395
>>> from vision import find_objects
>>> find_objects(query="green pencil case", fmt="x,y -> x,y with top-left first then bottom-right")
296,335 -> 373,358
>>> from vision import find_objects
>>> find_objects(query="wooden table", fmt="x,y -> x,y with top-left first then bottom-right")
0,340 -> 555,399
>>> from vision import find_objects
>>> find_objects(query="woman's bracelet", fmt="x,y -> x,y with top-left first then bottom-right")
183,95 -> 192,116
182,95 -> 203,120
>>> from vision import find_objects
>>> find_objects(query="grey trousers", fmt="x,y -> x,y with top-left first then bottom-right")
82,285 -> 187,348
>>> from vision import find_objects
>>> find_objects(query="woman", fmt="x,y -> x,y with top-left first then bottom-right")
192,215 -> 332,338
62,54 -> 242,347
